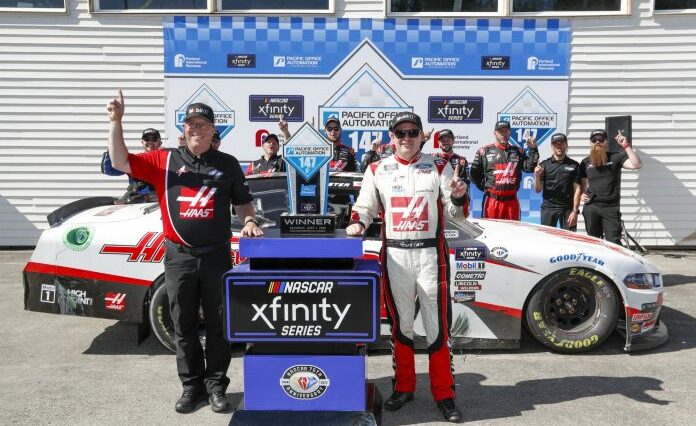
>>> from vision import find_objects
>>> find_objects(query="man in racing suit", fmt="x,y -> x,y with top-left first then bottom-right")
360,137 -> 394,172
433,129 -> 470,217
245,133 -> 286,175
470,120 -> 539,220
324,117 -> 357,172
347,112 -> 468,423
107,91 -> 263,415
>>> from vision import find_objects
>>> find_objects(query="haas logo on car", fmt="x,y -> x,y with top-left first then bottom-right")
391,196 -> 429,232
105,293 -> 126,311
177,186 -> 216,219
100,232 -> 165,263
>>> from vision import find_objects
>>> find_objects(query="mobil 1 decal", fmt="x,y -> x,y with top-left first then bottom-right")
319,64 -> 411,162
225,275 -> 377,342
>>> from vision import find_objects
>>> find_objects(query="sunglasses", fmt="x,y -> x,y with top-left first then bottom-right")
142,137 -> 160,142
325,127 -> 340,132
393,129 -> 421,139
187,122 -> 213,130
591,138 -> 606,144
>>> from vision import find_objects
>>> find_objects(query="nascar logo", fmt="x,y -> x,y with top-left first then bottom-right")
268,281 -> 335,294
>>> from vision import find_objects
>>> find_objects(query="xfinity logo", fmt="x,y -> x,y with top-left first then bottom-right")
428,97 -> 483,124
249,95 -> 304,122
251,296 -> 351,330
482,56 -> 510,70
227,54 -> 256,68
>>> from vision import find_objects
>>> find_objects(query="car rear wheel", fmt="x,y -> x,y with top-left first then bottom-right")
525,268 -> 618,353
148,278 -> 206,353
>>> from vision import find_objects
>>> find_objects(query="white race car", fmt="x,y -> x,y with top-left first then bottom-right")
23,173 -> 667,354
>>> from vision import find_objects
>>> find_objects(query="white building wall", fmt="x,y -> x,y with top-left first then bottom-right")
1,0 -> 694,247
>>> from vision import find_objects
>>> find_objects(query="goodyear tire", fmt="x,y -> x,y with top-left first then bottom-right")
525,268 -> 618,353
148,278 -> 206,353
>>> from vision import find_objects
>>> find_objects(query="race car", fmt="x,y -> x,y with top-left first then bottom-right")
23,172 -> 667,354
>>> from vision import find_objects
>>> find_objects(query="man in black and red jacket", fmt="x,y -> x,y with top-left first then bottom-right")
107,91 -> 262,415
470,120 -> 539,220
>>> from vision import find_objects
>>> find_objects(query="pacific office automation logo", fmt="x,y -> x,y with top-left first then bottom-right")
175,84 -> 235,139
177,186 -> 216,219
391,196 -> 429,232
411,57 -> 424,68
274,56 -> 286,67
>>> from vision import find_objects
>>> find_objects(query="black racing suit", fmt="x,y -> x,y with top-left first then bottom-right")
128,146 -> 253,395
470,142 -> 538,220
101,151 -> 156,203
244,154 -> 286,175
579,151 -> 629,244
360,144 -> 394,173
330,142 -> 357,172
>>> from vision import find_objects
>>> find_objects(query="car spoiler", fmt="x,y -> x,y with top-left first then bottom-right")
47,196 -> 117,227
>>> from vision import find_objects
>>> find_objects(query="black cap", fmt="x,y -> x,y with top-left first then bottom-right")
324,117 -> 341,128
437,129 -> 454,139
141,128 -> 161,139
390,112 -> 423,131
551,132 -> 567,144
495,120 -> 511,131
184,102 -> 215,124
590,129 -> 607,140
264,133 -> 279,143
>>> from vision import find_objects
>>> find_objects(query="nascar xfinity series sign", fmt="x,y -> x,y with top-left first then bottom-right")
163,17 -> 570,222
223,272 -> 379,343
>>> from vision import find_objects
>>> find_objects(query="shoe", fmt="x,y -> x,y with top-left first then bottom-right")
436,398 -> 463,423
384,391 -> 414,411
209,391 -> 232,413
175,388 -> 206,414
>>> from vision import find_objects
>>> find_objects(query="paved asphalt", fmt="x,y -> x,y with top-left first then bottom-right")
1,250 -> 695,425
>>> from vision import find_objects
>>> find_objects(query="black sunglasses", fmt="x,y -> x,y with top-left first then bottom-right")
393,129 -> 420,139
143,137 -> 160,142
591,138 -> 606,143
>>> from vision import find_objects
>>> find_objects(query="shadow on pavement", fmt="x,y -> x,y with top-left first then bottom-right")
372,373 -> 670,425
82,322 -> 172,356
662,273 -> 696,288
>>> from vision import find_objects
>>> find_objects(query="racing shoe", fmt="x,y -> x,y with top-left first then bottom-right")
209,391 -> 232,413
174,388 -> 207,414
384,391 -> 414,411
436,398 -> 463,423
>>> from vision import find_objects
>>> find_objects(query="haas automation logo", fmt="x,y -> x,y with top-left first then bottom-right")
391,196 -> 429,232
177,186 -> 216,219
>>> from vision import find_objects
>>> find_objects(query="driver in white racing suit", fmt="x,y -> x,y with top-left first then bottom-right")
347,112 -> 468,423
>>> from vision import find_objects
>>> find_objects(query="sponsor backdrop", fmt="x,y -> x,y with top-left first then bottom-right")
163,17 -> 570,222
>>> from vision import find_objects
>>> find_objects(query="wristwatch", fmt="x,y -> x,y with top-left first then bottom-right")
244,218 -> 258,226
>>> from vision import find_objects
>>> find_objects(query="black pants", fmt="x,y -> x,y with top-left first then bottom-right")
540,207 -> 576,231
582,203 -> 622,245
164,241 -> 232,394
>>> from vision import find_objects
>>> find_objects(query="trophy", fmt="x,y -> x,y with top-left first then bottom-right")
281,122 -> 335,234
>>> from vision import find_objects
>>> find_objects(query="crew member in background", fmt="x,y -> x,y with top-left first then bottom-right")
347,112 -> 467,423
433,129 -> 470,217
107,91 -> 262,415
580,129 -> 642,244
360,137 -> 394,172
211,131 -> 221,150
534,132 -> 581,231
323,117 -> 357,172
470,121 -> 539,220
101,127 -> 161,203
245,133 -> 285,175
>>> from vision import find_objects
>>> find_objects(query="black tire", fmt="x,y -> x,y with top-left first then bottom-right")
525,268 -> 619,353
148,278 -> 206,353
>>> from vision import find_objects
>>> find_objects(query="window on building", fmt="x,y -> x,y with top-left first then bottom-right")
513,0 -> 621,12
0,0 -> 65,9
220,0 -> 330,11
389,0 -> 498,13
94,0 -> 207,11
654,0 -> 696,10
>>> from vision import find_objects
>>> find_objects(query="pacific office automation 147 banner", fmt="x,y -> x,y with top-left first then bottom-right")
163,17 -> 570,222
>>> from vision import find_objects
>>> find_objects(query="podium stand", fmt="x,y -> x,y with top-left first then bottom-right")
223,229 -> 382,425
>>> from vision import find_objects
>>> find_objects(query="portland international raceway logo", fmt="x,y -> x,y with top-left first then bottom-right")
176,84 -> 235,139
498,86 -> 557,149
319,64 -> 411,160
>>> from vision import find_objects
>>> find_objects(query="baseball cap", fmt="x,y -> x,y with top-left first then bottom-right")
437,129 -> 455,139
324,117 -> 341,128
590,129 -> 608,140
390,112 -> 423,131
264,133 -> 279,144
141,128 -> 161,139
551,132 -> 567,144
184,102 -> 215,124
494,120 -> 511,131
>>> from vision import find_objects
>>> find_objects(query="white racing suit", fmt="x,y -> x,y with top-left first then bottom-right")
350,153 -> 466,401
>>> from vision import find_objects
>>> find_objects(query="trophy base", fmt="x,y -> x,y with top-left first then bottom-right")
280,213 -> 336,235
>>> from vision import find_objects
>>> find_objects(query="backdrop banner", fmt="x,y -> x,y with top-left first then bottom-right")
164,17 -> 570,222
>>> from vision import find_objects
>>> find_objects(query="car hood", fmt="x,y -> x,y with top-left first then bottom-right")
60,202 -> 157,225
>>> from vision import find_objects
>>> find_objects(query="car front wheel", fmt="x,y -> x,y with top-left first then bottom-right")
526,268 -> 619,353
